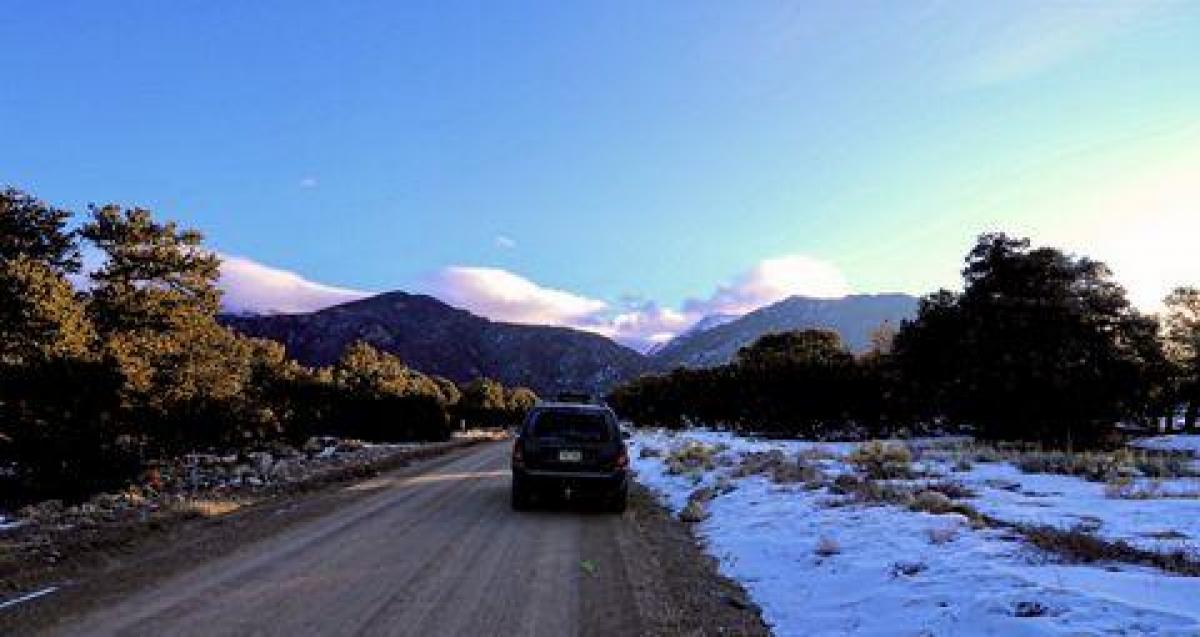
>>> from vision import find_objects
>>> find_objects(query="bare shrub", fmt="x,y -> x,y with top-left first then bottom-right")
1014,449 -> 1137,482
833,475 -> 916,508
971,445 -> 1005,463
770,459 -> 825,487
797,446 -> 837,462
733,450 -> 788,478
831,473 -> 862,495
1104,477 -> 1200,500
688,486 -> 717,505
848,441 -> 913,480
1135,453 -> 1199,479
714,475 -> 737,495
666,441 -> 719,475
679,499 -> 709,523
910,490 -> 954,514
923,480 -> 975,500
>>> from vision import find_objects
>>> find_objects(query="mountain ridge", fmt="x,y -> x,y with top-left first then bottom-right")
650,293 -> 919,369
222,290 -> 920,394
222,291 -> 648,395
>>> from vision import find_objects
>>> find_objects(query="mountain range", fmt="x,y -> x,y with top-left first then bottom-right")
651,293 -> 919,369
222,292 -> 918,395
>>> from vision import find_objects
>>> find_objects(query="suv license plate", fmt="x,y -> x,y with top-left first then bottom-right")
558,450 -> 583,462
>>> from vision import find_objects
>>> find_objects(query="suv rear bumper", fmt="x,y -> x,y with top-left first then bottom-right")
512,466 -> 628,494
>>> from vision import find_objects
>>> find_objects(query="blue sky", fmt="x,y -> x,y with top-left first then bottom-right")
3,2 -> 1199,349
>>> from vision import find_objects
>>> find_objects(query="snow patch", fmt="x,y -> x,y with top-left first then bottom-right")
631,429 -> 1200,636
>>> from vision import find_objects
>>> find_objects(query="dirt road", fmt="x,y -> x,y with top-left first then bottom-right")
36,441 -> 766,636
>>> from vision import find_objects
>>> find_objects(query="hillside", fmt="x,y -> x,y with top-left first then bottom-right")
222,292 -> 648,395
651,294 -> 918,369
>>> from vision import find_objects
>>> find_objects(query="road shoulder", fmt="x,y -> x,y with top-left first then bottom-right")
0,440 -> 493,634
617,485 -> 771,636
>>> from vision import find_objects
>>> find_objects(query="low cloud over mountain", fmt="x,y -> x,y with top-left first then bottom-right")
218,254 -> 370,315
219,253 -> 855,350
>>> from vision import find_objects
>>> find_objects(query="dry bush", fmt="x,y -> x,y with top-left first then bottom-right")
831,474 -> 915,508
797,447 -> 838,462
1019,523 -> 1200,575
910,490 -> 955,514
733,450 -> 788,478
770,459 -> 825,487
848,441 -> 913,480
666,441 -> 720,475
688,486 -> 717,505
830,473 -> 863,494
923,480 -> 975,500
1104,477 -> 1200,500
1022,524 -> 1128,563
714,475 -> 737,495
1014,449 -> 1138,482
679,485 -> 717,523
679,499 -> 710,523
1135,453 -> 1199,479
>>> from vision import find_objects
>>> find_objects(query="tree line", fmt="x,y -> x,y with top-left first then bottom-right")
0,188 -> 537,505
610,234 -> 1200,447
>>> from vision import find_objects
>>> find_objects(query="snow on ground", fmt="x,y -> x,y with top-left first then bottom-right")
631,429 -> 1200,636
1131,434 -> 1200,455
939,461 -> 1200,555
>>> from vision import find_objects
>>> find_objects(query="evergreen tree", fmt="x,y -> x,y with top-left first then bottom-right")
895,233 -> 1162,444
1164,287 -> 1200,432
0,188 -> 80,272
82,205 -> 221,335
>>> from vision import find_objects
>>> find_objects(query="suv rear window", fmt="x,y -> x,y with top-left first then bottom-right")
530,410 -> 612,443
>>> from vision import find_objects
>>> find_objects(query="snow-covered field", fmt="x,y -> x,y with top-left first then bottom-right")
631,430 -> 1200,636
1132,434 -> 1200,455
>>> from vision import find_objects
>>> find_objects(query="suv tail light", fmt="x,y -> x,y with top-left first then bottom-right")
614,446 -> 628,470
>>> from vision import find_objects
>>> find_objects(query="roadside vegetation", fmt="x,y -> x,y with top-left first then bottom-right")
633,430 -> 1200,633
611,233 -> 1200,448
0,187 -> 536,507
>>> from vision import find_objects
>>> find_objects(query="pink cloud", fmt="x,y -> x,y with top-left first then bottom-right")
421,255 -> 850,352
421,266 -> 607,326
218,254 -> 370,315
214,253 -> 851,350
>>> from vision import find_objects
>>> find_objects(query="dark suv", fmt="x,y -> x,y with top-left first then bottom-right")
510,401 -> 629,513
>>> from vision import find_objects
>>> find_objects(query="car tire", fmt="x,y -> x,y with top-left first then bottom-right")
511,480 -> 531,511
607,486 -> 628,514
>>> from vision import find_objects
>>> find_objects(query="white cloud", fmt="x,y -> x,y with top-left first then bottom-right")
494,235 -> 517,249
684,255 -> 851,316
299,177 -> 318,189
214,251 -> 852,351
421,266 -> 607,326
421,255 -> 850,352
218,254 -> 369,315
